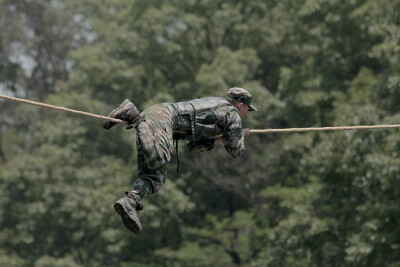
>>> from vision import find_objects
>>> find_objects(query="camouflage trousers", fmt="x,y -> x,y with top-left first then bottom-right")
132,104 -> 177,199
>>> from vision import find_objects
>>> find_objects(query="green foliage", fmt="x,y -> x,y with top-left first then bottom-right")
1,0 -> 400,266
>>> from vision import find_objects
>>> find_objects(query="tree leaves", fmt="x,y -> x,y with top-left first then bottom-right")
1,0 -> 400,266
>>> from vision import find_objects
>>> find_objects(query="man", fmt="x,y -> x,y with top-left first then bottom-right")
103,87 -> 256,234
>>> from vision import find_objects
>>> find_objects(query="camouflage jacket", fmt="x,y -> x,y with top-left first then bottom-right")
171,97 -> 245,158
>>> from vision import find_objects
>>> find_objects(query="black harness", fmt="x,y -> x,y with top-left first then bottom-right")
172,97 -> 232,172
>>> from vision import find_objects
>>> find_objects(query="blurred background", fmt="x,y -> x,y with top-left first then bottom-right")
0,0 -> 399,266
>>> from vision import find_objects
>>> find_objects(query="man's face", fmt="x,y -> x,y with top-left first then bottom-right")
238,103 -> 249,118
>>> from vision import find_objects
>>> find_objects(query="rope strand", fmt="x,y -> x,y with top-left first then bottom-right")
249,125 -> 400,133
0,94 -> 127,125
1,94 -> 399,133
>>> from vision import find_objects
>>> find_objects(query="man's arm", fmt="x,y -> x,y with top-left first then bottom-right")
214,128 -> 250,144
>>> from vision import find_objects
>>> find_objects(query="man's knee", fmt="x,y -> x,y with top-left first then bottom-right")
137,124 -> 170,170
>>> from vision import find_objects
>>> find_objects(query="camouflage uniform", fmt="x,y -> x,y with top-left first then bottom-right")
105,87 -> 256,234
133,104 -> 175,198
132,93 -> 253,200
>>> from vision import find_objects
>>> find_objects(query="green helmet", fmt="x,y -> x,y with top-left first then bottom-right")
226,87 -> 257,111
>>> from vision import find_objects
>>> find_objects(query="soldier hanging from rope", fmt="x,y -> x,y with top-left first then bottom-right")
103,87 -> 257,234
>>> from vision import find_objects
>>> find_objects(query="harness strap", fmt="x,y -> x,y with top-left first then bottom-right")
188,101 -> 196,141
175,139 -> 180,172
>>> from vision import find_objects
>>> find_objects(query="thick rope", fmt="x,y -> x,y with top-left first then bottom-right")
1,94 -> 400,133
249,125 -> 400,133
0,94 -> 127,125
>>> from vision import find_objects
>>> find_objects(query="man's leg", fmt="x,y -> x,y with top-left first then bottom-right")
132,137 -> 168,200
113,140 -> 168,235
114,122 -> 170,234
109,103 -> 173,234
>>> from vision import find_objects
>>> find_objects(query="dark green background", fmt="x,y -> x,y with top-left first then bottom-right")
0,0 -> 399,266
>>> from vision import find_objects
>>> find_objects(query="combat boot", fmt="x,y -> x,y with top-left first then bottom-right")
114,190 -> 143,234
103,99 -> 144,130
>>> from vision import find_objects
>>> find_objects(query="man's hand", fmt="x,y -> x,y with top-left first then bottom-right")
242,128 -> 250,140
214,137 -> 222,144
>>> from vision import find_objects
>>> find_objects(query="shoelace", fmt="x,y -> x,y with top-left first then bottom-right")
125,191 -> 143,211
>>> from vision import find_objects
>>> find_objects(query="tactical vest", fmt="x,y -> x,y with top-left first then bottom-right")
173,97 -> 232,140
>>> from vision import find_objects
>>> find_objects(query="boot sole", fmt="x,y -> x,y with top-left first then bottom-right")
103,100 -> 133,129
114,198 -> 142,234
